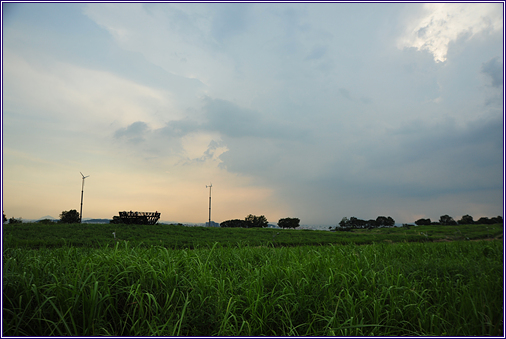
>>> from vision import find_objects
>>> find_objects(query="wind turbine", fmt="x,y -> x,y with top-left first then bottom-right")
206,183 -> 212,227
80,172 -> 90,223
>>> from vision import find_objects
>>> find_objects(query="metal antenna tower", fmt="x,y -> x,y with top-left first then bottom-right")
206,183 -> 212,227
80,172 -> 90,223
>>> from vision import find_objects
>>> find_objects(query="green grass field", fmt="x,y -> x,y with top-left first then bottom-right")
2,223 -> 504,336
2,222 -> 503,249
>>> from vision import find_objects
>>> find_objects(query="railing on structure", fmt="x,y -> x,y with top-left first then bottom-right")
118,211 -> 161,225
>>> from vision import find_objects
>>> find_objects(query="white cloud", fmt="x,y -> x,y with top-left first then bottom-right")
3,49 -> 175,131
83,3 -> 235,94
398,3 -> 503,62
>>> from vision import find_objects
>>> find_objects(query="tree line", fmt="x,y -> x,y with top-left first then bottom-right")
415,214 -> 503,226
337,216 -> 395,231
220,215 -> 300,229
3,209 -> 503,229
2,209 -> 80,225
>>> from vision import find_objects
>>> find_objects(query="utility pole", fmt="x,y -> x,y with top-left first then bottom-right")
206,183 -> 212,227
80,172 -> 90,223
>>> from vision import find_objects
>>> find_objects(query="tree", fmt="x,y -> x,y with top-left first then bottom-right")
376,216 -> 395,227
415,218 -> 431,226
349,217 -> 366,228
476,217 -> 493,225
458,214 -> 474,225
8,217 -> 22,224
386,216 -> 395,226
366,219 -> 377,228
490,216 -> 503,224
278,217 -> 300,229
339,217 -> 349,227
3,211 -> 6,224
220,219 -> 249,228
59,209 -> 80,224
245,214 -> 268,228
439,215 -> 457,225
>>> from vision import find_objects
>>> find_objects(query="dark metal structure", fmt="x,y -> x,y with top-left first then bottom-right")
79,172 -> 90,223
206,184 -> 212,227
118,211 -> 161,225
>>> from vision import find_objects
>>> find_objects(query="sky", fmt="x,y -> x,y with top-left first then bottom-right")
2,2 -> 504,225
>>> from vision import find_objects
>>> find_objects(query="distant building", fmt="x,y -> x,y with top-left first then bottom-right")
205,221 -> 220,227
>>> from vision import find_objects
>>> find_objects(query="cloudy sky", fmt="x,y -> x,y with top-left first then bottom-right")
2,2 -> 504,225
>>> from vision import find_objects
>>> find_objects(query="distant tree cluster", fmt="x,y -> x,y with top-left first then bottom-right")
415,214 -> 503,226
474,216 -> 503,225
221,214 -> 269,228
337,216 -> 395,231
4,211 -> 23,224
8,217 -> 23,224
220,219 -> 249,228
278,217 -> 300,229
414,218 -> 432,226
59,209 -> 80,224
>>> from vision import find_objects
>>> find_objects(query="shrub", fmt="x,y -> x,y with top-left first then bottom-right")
245,214 -> 268,228
8,217 -> 22,224
59,209 -> 80,223
278,217 -> 300,229
220,219 -> 249,228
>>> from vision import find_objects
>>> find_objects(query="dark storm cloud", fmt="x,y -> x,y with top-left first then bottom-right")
218,138 -> 284,177
112,97 -> 311,164
211,3 -> 251,43
114,120 -> 188,159
203,98 -> 309,141
355,116 -> 504,198
305,45 -> 328,61
144,98 -> 304,141
481,57 -> 503,88
204,99 -> 260,138
283,113 -> 503,202
338,88 -> 352,100
159,118 -> 201,138
393,117 -> 503,165
114,121 -> 149,144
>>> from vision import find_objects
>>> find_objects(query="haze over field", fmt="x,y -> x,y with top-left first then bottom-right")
2,2 -> 504,225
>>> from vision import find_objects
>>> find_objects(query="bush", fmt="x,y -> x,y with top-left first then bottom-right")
415,218 -> 431,226
440,215 -> 457,225
458,214 -> 474,225
220,219 -> 249,228
278,218 -> 300,229
8,217 -> 22,224
245,214 -> 268,228
59,210 -> 80,224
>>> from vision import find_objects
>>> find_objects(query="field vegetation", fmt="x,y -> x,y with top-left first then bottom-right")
2,222 -> 503,249
2,222 -> 503,336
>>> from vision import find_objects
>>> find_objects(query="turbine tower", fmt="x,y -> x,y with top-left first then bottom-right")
80,172 -> 90,223
206,183 -> 212,227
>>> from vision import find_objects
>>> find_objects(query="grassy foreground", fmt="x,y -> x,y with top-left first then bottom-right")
3,240 -> 503,336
